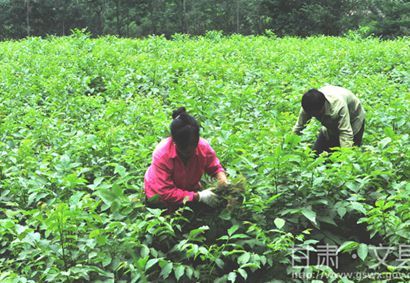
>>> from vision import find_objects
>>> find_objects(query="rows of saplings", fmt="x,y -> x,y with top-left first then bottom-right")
0,32 -> 408,282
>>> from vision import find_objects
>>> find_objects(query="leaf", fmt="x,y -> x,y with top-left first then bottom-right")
185,267 -> 193,279
215,258 -> 224,269
357,243 -> 368,261
239,263 -> 260,269
102,255 -> 112,267
375,199 -> 384,207
188,226 -> 209,239
140,245 -> 149,257
114,164 -> 127,177
350,202 -> 366,214
317,215 -> 337,226
274,217 -> 285,229
337,207 -> 347,218
69,191 -> 85,206
145,258 -> 158,271
237,252 -> 251,265
160,262 -> 173,279
228,272 -> 237,283
339,277 -> 355,283
94,185 -> 125,207
379,137 -> 391,148
88,177 -> 104,190
22,232 -> 40,247
301,209 -> 317,225
237,268 -> 247,280
384,201 -> 395,210
131,273 -> 141,283
337,241 -> 358,253
86,265 -> 114,279
199,247 -> 208,255
89,229 -> 101,238
231,234 -> 249,239
265,193 -> 282,205
16,224 -> 27,235
174,265 -> 185,281
227,224 -> 239,236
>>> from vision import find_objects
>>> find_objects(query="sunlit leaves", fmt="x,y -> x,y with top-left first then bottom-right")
301,209 -> 317,225
0,33 -> 409,282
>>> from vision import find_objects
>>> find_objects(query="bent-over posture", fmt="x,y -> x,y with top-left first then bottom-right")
293,85 -> 365,154
144,107 -> 228,210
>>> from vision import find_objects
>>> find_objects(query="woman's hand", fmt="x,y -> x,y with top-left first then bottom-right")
215,172 -> 229,189
197,189 -> 219,207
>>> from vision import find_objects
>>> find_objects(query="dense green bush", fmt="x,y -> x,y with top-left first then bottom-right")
0,33 -> 409,282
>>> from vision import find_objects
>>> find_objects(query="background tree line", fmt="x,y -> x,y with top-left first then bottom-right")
0,0 -> 409,39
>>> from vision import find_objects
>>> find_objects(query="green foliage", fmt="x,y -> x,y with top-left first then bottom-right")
0,34 -> 409,282
0,0 -> 409,39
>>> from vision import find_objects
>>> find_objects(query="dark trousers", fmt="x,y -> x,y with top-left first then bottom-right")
313,121 -> 365,155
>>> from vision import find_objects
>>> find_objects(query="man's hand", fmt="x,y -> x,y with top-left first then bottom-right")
198,189 -> 219,207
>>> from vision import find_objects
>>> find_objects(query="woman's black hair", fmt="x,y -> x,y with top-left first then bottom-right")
301,89 -> 326,114
170,107 -> 200,149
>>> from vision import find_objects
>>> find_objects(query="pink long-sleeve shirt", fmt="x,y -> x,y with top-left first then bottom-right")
144,137 -> 224,205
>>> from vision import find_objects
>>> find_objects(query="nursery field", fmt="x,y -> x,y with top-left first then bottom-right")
0,31 -> 409,282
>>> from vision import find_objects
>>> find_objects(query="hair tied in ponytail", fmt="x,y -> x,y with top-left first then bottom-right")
170,107 -> 200,149
172,107 -> 186,120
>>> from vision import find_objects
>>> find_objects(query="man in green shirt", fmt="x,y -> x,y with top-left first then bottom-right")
293,85 -> 365,154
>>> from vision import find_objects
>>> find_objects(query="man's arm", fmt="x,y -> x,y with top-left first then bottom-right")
293,108 -> 312,135
337,106 -> 354,147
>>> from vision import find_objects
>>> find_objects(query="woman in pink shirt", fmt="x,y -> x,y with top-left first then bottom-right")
144,107 -> 228,209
